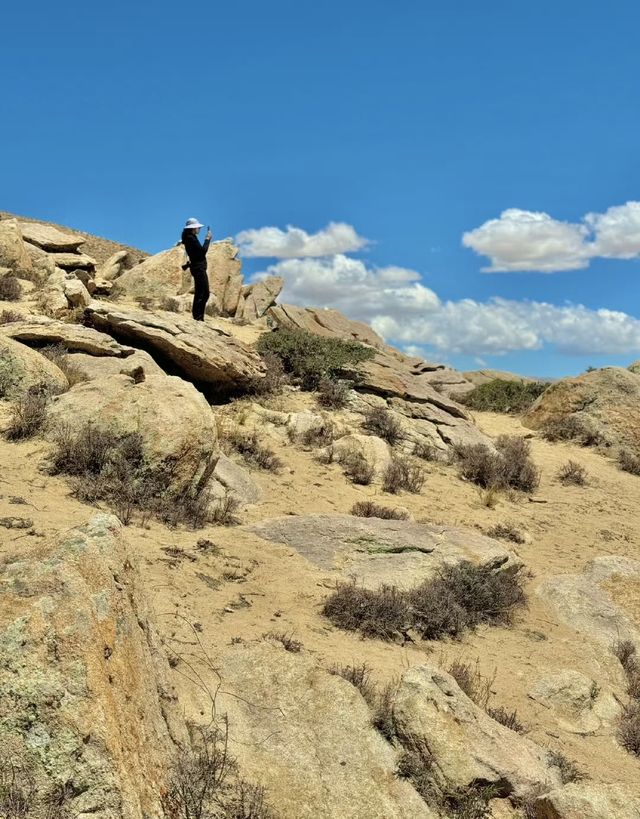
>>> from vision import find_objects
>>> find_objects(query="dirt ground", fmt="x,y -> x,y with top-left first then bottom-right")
1,395 -> 639,793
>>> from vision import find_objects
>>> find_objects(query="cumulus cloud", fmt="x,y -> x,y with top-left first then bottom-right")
236,222 -> 369,258
254,255 -> 640,356
463,201 -> 640,272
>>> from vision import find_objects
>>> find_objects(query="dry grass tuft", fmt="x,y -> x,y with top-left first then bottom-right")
486,522 -> 526,544
557,460 -> 588,486
338,447 -> 375,485
4,385 -> 50,440
0,274 -> 22,302
362,407 -> 405,446
225,429 -> 283,472
263,631 -> 303,653
329,663 -> 376,705
382,456 -> 425,494
619,450 -> 640,476
350,500 -> 409,520
447,660 -> 493,709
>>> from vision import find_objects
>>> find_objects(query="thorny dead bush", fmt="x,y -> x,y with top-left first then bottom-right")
0,308 -> 22,324
49,423 -> 218,527
323,560 -> 527,642
362,406 -> 404,446
225,430 -> 282,472
613,640 -> 640,756
619,450 -> 640,476
316,378 -> 351,409
547,750 -> 585,784
412,440 -> 442,462
541,415 -> 604,447
619,702 -> 640,756
210,493 -> 241,527
486,522 -> 526,544
0,274 -> 22,302
382,457 -> 425,494
162,721 -> 275,819
263,631 -> 303,653
447,660 -> 493,709
338,448 -> 375,485
298,420 -> 337,448
256,328 -> 375,390
461,379 -> 547,414
486,706 -> 527,734
160,296 -> 181,312
456,435 -> 540,492
350,500 -> 409,521
557,460 -> 588,486
0,754 -> 73,818
4,385 -> 50,440
372,681 -> 398,742
329,663 -> 377,706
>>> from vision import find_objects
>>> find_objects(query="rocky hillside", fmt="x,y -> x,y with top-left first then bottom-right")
1,214 -> 640,818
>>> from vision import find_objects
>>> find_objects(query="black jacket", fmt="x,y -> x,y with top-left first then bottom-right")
181,229 -> 210,268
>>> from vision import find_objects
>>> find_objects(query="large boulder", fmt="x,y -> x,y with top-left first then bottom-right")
211,642 -> 434,819
392,663 -> 561,800
65,348 -> 164,381
533,782 -> 640,819
0,218 -> 33,278
98,249 -> 132,281
47,251 -> 97,271
113,246 -> 187,301
248,514 -> 518,587
523,367 -> 640,451
537,556 -> 640,647
207,239 -> 244,315
237,275 -> 284,320
47,373 -> 218,464
19,221 -> 85,252
268,303 -> 385,348
527,670 -> 619,735
0,317 -> 136,358
25,242 -> 56,283
0,335 -> 68,397
323,432 -> 392,481
0,515 -> 187,817
85,302 -> 266,396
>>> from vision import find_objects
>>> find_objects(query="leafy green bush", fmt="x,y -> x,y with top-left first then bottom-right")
256,328 -> 375,389
462,379 -> 547,413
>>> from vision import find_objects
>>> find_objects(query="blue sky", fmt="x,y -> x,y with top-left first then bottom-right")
3,0 -> 640,377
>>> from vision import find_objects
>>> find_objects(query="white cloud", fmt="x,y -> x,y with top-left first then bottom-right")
586,201 -> 640,259
254,255 -> 640,356
235,222 -> 369,258
462,208 -> 590,272
463,201 -> 640,272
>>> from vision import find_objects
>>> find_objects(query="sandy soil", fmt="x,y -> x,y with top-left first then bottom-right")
1,388 -> 639,793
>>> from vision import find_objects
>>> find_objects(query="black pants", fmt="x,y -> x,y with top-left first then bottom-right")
191,264 -> 210,321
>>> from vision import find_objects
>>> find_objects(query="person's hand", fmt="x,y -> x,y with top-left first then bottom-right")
205,229 -> 212,241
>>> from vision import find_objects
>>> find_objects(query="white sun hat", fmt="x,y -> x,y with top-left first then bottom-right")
184,217 -> 204,229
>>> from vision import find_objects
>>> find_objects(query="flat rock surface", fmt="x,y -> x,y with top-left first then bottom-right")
0,335 -> 68,396
19,221 -> 85,251
0,317 -> 135,357
85,302 -> 265,393
247,514 -> 516,587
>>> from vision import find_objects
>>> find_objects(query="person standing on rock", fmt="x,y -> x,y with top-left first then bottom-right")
181,217 -> 211,321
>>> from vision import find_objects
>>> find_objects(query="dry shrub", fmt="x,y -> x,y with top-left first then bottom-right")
486,522 -> 526,544
49,423 -> 218,527
316,378 -> 351,409
350,500 -> 409,521
362,406 -> 404,446
4,385 -> 50,440
413,440 -> 441,461
338,447 -> 375,485
619,450 -> 640,476
447,660 -> 493,709
163,721 -> 275,819
249,352 -> 287,396
160,296 -> 181,312
456,435 -> 540,492
487,706 -> 527,734
547,750 -> 586,784
542,415 -> 603,447
40,343 -> 87,387
205,302 -> 220,318
614,639 -> 637,671
263,631 -> 303,653
323,560 -> 526,642
372,681 -> 398,741
0,275 -> 22,302
613,640 -> 640,755
557,460 -> 588,486
619,702 -> 640,756
329,663 -> 376,706
299,420 -> 336,448
382,456 -> 425,494
322,582 -> 410,640
0,308 -> 23,324
395,734 -> 436,804
0,752 -> 72,818
210,492 -> 240,526
134,294 -> 155,310
226,429 -> 282,472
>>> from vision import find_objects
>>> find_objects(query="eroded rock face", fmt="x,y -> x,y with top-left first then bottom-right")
0,335 -> 68,396
207,239 -> 244,315
85,302 -> 265,395
268,303 -> 385,347
113,246 -> 187,302
528,670 -> 619,735
214,642 -> 434,819
19,221 -> 85,252
537,556 -> 640,647
533,782 -> 640,819
0,317 -> 135,358
0,218 -> 33,279
237,276 -> 284,320
0,515 -> 187,818
248,514 -> 518,588
392,664 -> 561,800
523,367 -> 640,451
65,349 -> 164,381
